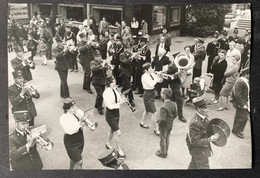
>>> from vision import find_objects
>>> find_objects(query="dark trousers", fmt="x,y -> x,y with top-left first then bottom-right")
136,68 -> 144,94
112,65 -> 121,86
83,67 -> 92,90
93,82 -> 105,109
193,68 -> 202,81
57,70 -> 70,98
132,66 -> 137,90
155,80 -> 168,96
159,127 -> 172,154
207,56 -> 214,73
188,156 -> 209,169
169,84 -> 184,118
120,73 -> 134,102
69,53 -> 78,70
29,49 -> 37,61
46,42 -> 52,59
232,108 -> 249,134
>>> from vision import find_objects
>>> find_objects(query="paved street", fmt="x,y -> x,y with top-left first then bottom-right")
8,33 -> 251,169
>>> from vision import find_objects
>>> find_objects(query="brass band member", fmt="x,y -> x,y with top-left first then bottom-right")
59,98 -> 96,169
78,33 -> 95,94
9,111 -> 43,170
111,36 -> 124,86
206,32 -> 220,73
186,98 -> 219,169
103,77 -> 126,158
8,70 -> 40,126
90,53 -> 106,115
11,46 -> 35,82
155,88 -> 177,158
166,59 -> 187,123
140,62 -> 163,136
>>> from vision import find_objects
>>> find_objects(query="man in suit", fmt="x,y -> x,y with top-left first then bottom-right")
8,70 -> 40,126
218,30 -> 229,51
155,88 -> 177,158
9,111 -> 43,170
206,32 -> 220,73
155,36 -> 170,57
53,37 -> 71,98
11,46 -> 35,82
231,67 -> 250,139
192,38 -> 206,80
186,97 -> 219,169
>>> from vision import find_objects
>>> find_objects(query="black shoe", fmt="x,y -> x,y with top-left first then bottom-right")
154,130 -> 160,136
130,101 -> 135,107
179,117 -> 187,123
87,89 -> 93,94
140,123 -> 149,129
236,132 -> 244,139
155,151 -> 167,158
105,143 -> 112,149
98,109 -> 103,115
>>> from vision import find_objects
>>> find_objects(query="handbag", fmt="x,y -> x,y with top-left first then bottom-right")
221,76 -> 226,85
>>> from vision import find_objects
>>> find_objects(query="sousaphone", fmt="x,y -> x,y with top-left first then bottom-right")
174,53 -> 192,69
207,118 -> 230,147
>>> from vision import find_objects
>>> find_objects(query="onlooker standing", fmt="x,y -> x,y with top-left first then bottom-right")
192,38 -> 206,80
155,36 -> 170,57
122,27 -> 133,49
99,17 -> 109,35
140,19 -> 148,37
38,38 -> 48,66
206,33 -> 220,73
130,17 -> 139,36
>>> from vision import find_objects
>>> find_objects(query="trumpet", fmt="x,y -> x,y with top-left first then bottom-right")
22,82 -> 37,97
115,87 -> 136,112
154,71 -> 178,80
25,127 -> 54,151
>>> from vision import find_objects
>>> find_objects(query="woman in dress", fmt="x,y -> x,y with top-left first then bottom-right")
217,53 -> 240,111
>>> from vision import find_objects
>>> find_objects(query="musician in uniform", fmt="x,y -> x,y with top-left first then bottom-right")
134,36 -> 151,97
192,38 -> 206,80
186,97 -> 219,169
54,37 -> 70,98
11,46 -> 35,82
206,32 -> 220,73
111,36 -> 124,86
119,49 -> 136,107
8,70 -> 40,126
152,48 -> 171,99
60,98 -> 96,169
166,59 -> 187,123
103,76 -> 126,158
90,53 -> 106,115
78,33 -> 95,94
9,111 -> 43,170
155,88 -> 177,158
218,30 -> 229,51
140,62 -> 163,136
231,67 -> 250,139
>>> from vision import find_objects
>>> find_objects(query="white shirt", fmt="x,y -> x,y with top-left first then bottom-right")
141,72 -> 161,90
131,21 -> 139,29
60,109 -> 84,135
226,48 -> 241,67
103,87 -> 122,110
159,43 -> 165,50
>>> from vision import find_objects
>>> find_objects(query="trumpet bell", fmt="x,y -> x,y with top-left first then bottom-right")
45,142 -> 54,151
207,118 -> 230,147
174,53 -> 191,69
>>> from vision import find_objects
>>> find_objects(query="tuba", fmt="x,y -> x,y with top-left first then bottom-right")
174,53 -> 193,84
207,118 -> 230,147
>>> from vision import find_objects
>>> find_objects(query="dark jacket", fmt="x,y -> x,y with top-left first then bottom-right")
206,41 -> 220,59
8,83 -> 40,118
211,57 -> 227,84
111,44 -> 124,66
119,52 -> 132,78
218,37 -> 229,51
152,55 -> 171,71
232,77 -> 249,109
90,59 -> 106,84
55,50 -> 70,71
11,57 -> 35,82
159,100 -> 177,128
155,42 -> 170,57
78,40 -> 95,69
193,46 -> 206,69
186,113 -> 212,158
9,129 -> 43,170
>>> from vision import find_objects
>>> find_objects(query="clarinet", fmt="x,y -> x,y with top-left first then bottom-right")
115,87 -> 136,112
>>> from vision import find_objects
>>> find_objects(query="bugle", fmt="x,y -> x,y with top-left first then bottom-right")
25,125 -> 54,151
22,82 -> 37,96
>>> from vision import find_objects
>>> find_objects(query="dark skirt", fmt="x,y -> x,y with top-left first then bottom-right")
106,108 -> 120,132
143,89 -> 156,113
64,129 -> 84,162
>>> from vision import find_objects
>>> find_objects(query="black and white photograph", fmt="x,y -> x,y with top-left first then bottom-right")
7,2 -> 252,170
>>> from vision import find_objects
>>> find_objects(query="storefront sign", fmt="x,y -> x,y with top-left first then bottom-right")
9,3 -> 28,19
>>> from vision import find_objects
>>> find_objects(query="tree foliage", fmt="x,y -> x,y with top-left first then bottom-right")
185,4 -> 231,37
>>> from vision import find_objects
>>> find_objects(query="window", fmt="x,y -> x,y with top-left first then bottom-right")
66,7 -> 83,22
152,5 -> 166,31
169,6 -> 181,27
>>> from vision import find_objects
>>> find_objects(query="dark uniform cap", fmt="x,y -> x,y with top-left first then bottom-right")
214,31 -> 219,38
197,38 -> 204,44
13,111 -> 30,122
142,62 -> 151,71
233,28 -> 238,34
12,70 -> 24,78
223,30 -> 228,36
63,98 -> 76,110
241,67 -> 249,75
161,88 -> 173,98
192,97 -> 207,108
14,46 -> 23,53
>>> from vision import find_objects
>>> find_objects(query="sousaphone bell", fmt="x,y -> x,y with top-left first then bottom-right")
207,118 -> 230,147
174,53 -> 192,69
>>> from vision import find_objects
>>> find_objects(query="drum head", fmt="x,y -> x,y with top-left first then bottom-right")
97,149 -> 118,166
207,118 -> 230,147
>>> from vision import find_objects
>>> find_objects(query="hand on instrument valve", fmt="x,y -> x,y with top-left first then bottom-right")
26,134 -> 36,151
209,133 -> 219,142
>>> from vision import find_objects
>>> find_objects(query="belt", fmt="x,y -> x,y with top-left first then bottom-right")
144,89 -> 154,91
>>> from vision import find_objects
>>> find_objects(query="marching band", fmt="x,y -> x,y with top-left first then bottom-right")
8,12 -> 251,170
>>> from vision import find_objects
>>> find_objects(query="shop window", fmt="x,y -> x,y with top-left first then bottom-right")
152,5 -> 166,31
169,6 -> 181,27
66,7 -> 83,22
39,5 -> 51,19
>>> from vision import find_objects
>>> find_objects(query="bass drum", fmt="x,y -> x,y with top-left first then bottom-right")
207,118 -> 230,147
